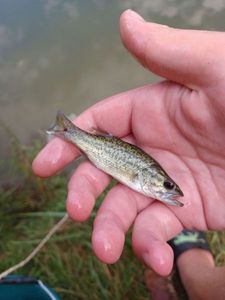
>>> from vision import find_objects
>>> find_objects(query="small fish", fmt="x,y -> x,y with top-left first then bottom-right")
47,111 -> 184,207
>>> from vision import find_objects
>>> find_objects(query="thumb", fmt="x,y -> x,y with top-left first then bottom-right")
120,10 -> 225,89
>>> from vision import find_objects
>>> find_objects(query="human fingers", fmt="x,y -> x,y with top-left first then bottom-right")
120,10 -> 225,89
32,90 -> 134,177
92,184 -> 152,264
66,161 -> 110,222
132,202 -> 183,276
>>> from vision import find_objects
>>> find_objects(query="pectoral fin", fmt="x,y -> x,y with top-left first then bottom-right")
89,127 -> 114,137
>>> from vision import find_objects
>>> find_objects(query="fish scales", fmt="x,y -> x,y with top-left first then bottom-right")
47,111 -> 184,207
82,137 -> 152,173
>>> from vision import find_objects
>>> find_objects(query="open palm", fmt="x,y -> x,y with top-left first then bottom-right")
32,10 -> 225,276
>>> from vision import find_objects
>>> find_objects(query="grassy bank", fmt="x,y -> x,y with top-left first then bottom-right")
0,129 -> 225,299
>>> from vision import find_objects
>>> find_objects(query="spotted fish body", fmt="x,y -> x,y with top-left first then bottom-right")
47,111 -> 184,207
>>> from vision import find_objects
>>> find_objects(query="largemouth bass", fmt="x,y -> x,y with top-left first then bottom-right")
47,111 -> 184,207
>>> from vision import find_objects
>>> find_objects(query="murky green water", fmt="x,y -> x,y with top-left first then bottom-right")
0,0 -> 225,143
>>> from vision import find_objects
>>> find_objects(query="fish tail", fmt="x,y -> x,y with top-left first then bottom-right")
46,110 -> 76,136
56,110 -> 75,131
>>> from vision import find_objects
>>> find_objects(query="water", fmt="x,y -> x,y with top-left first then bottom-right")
0,0 -> 225,143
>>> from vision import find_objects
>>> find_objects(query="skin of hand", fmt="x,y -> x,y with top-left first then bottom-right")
32,10 -> 225,276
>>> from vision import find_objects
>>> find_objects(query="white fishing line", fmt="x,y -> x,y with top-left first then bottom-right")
0,213 -> 69,280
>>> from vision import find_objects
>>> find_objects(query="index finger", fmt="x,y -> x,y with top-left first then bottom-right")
32,90 -> 133,177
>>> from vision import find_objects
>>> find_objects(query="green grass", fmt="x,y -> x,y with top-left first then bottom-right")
0,128 -> 225,299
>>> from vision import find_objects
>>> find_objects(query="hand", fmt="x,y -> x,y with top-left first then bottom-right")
32,10 -> 225,276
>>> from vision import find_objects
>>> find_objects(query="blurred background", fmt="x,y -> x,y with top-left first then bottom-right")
0,1 -> 225,299
0,0 -> 225,144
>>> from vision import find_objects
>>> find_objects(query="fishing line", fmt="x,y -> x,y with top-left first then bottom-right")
0,213 -> 69,280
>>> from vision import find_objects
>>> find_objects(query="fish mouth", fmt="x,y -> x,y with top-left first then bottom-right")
161,191 -> 184,207
164,186 -> 184,198
175,185 -> 184,197
162,193 -> 178,201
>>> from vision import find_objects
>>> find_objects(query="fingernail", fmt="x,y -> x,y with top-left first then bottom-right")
125,9 -> 145,22
143,252 -> 150,266
123,10 -> 145,30
93,230 -> 113,254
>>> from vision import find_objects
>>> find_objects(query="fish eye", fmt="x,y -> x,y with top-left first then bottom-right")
163,180 -> 175,190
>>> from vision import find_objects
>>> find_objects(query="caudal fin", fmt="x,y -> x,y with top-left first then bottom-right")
46,110 -> 75,135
